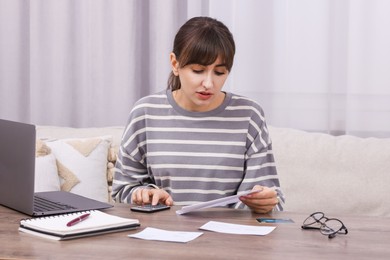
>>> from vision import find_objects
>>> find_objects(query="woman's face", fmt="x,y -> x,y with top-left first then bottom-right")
170,53 -> 229,112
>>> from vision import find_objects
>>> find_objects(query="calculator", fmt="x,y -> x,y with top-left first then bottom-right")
130,204 -> 171,213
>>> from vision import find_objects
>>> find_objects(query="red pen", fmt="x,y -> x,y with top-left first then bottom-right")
66,213 -> 90,227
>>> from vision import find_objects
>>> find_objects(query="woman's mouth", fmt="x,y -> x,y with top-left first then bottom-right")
196,91 -> 213,100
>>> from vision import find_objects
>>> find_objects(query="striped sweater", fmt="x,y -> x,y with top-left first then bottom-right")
112,89 -> 284,210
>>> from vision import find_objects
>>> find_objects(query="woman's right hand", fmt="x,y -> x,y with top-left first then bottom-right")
131,188 -> 174,206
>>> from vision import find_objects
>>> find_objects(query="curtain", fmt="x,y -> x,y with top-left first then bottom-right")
1,0 -> 389,137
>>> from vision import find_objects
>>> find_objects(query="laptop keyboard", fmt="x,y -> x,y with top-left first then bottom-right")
34,195 -> 76,212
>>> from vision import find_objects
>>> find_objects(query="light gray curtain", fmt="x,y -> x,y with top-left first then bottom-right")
1,0 -> 390,137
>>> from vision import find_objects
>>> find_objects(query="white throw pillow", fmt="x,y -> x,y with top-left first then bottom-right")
45,136 -> 112,202
34,153 -> 61,192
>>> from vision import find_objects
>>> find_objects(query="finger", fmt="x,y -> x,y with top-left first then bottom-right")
251,188 -> 277,199
151,191 -> 160,206
141,189 -> 152,204
252,185 -> 264,192
132,188 -> 143,204
165,196 -> 174,206
131,193 -> 137,204
242,197 -> 278,208
160,194 -> 174,206
244,199 -> 276,214
155,190 -> 173,206
242,186 -> 266,199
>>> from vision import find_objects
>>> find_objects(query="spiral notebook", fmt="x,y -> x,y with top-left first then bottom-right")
19,210 -> 140,240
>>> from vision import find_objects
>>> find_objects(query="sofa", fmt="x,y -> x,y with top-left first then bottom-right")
35,125 -> 390,218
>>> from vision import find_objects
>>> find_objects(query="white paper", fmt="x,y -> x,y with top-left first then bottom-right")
128,227 -> 203,243
176,190 -> 261,215
200,221 -> 275,235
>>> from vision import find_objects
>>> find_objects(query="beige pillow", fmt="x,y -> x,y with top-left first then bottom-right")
44,136 -> 112,202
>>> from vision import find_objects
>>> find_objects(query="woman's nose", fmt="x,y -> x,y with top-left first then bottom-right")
202,73 -> 213,89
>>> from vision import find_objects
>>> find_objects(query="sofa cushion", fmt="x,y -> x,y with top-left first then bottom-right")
35,153 -> 61,192
269,126 -> 390,217
43,136 -> 112,202
34,140 -> 61,192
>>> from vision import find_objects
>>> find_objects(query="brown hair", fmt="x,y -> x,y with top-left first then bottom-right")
167,16 -> 236,91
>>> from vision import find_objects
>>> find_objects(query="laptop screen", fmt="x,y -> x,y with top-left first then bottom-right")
0,119 -> 36,215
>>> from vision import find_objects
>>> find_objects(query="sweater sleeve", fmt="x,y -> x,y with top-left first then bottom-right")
232,108 -> 285,211
111,107 -> 155,203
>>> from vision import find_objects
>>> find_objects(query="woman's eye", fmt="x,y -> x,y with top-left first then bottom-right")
192,69 -> 204,74
215,71 -> 226,76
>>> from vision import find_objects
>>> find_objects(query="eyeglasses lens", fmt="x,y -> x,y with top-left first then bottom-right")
320,219 -> 343,235
303,212 -> 324,226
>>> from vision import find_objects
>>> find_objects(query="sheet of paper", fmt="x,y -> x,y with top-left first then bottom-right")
128,227 -> 203,243
200,221 -> 276,235
176,190 -> 261,215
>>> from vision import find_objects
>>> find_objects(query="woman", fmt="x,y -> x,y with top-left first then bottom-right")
112,16 -> 284,213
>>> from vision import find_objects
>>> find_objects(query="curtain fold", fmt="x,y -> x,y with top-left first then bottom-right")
0,0 -> 30,121
0,0 -> 389,137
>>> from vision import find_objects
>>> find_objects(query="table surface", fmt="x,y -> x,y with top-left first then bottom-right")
1,203 -> 390,260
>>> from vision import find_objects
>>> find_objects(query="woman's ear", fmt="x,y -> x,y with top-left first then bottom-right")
170,53 -> 179,76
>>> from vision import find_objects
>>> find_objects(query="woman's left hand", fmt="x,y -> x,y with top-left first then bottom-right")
239,185 -> 279,213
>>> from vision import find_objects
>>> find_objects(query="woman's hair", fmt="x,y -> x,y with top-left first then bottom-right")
167,16 -> 236,91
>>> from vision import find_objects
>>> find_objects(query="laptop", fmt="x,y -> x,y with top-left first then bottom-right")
0,118 -> 113,217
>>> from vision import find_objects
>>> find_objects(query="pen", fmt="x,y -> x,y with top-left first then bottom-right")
66,213 -> 90,227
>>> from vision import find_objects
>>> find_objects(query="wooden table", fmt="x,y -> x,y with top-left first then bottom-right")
1,204 -> 389,259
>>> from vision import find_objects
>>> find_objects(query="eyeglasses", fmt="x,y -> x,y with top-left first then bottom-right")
301,212 -> 348,239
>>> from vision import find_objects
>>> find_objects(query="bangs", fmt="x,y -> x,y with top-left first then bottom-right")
177,29 -> 234,70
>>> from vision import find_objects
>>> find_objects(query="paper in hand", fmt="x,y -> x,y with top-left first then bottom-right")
176,189 -> 261,215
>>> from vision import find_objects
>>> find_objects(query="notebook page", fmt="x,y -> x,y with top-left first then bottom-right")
20,210 -> 139,235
